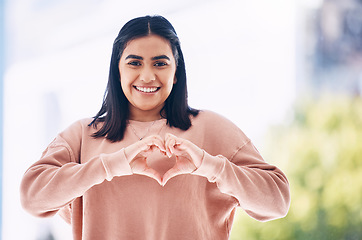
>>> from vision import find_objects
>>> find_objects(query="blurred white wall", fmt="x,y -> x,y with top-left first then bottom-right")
3,0 -> 296,239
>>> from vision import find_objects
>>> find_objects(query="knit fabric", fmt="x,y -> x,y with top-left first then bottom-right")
20,110 -> 290,240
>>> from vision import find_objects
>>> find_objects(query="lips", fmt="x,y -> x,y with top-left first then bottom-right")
134,86 -> 160,93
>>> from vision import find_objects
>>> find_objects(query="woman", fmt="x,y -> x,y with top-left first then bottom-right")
21,15 -> 290,240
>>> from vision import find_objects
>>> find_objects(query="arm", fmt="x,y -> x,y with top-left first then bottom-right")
20,130 -> 167,218
163,133 -> 290,222
193,140 -> 290,222
20,135 -> 132,218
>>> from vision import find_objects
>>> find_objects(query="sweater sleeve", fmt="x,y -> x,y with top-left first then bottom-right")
20,135 -> 133,218
192,139 -> 290,222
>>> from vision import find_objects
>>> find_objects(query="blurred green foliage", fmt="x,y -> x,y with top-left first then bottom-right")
230,96 -> 362,240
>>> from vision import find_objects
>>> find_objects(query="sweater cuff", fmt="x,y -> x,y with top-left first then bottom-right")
192,151 -> 225,182
100,148 -> 133,181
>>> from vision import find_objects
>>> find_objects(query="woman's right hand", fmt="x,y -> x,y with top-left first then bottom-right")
124,135 -> 166,185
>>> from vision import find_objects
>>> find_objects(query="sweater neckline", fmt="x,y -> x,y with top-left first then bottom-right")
126,118 -> 167,140
127,118 -> 167,129
127,118 -> 166,124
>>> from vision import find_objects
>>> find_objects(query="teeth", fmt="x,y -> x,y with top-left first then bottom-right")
135,86 -> 158,93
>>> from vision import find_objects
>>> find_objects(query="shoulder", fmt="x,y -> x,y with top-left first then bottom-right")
58,118 -> 95,143
51,118 -> 98,159
60,117 -> 94,133
193,110 -> 241,131
192,110 -> 250,144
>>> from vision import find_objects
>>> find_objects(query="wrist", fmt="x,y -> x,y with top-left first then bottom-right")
100,148 -> 133,181
192,151 -> 225,182
124,143 -> 140,164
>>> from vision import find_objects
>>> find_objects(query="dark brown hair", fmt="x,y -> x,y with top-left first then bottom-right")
89,15 -> 199,142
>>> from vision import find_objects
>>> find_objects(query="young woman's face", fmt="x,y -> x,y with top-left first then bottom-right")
119,34 -> 177,121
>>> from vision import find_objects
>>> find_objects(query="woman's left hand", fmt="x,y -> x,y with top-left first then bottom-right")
162,133 -> 204,186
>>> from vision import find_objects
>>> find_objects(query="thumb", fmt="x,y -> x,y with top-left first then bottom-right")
142,168 -> 163,186
162,167 -> 181,186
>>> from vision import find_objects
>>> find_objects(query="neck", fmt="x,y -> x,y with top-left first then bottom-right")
129,108 -> 164,122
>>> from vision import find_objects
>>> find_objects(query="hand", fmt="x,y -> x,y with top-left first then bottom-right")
124,135 -> 166,185
162,133 -> 204,186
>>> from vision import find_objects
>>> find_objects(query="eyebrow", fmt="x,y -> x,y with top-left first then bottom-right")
125,54 -> 170,61
125,54 -> 143,60
152,55 -> 170,61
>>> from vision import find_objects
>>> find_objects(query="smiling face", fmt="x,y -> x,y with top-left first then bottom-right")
119,34 -> 177,121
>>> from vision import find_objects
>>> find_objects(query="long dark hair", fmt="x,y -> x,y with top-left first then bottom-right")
89,15 -> 199,142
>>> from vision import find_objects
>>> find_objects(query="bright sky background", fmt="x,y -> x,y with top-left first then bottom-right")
2,0 -> 320,239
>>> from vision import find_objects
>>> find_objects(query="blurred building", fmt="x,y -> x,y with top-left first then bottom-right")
301,0 -> 362,96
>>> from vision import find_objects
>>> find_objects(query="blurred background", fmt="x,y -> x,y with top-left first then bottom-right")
1,0 -> 362,239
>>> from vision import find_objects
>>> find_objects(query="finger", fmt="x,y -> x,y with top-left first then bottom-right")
162,166 -> 181,186
149,145 -> 158,153
124,141 -> 143,162
142,167 -> 163,185
167,142 -> 175,158
129,157 -> 147,171
128,137 -> 163,160
144,135 -> 166,153
164,136 -> 172,157
130,160 -> 163,185
165,133 -> 184,149
165,135 -> 186,158
173,140 -> 204,168
165,133 -> 178,157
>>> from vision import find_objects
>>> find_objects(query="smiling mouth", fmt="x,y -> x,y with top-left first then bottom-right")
134,86 -> 160,93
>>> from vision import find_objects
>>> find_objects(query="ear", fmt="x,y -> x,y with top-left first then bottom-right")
173,77 -> 177,84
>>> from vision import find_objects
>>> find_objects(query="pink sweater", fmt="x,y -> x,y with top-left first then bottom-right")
20,110 -> 290,240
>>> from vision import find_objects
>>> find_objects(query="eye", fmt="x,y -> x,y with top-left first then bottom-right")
154,61 -> 168,67
127,61 -> 141,66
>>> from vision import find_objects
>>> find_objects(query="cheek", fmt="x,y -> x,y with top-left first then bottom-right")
161,76 -> 175,92
167,80 -> 175,91
161,69 -> 176,86
119,71 -> 133,88
163,81 -> 175,98
119,77 -> 132,97
120,81 -> 127,93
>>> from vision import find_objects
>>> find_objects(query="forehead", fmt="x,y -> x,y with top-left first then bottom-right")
123,35 -> 173,57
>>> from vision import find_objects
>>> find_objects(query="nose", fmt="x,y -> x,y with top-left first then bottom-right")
140,66 -> 156,83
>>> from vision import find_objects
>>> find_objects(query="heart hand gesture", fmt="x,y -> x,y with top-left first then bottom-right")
123,133 -> 204,186
162,133 -> 204,186
124,135 -> 166,185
